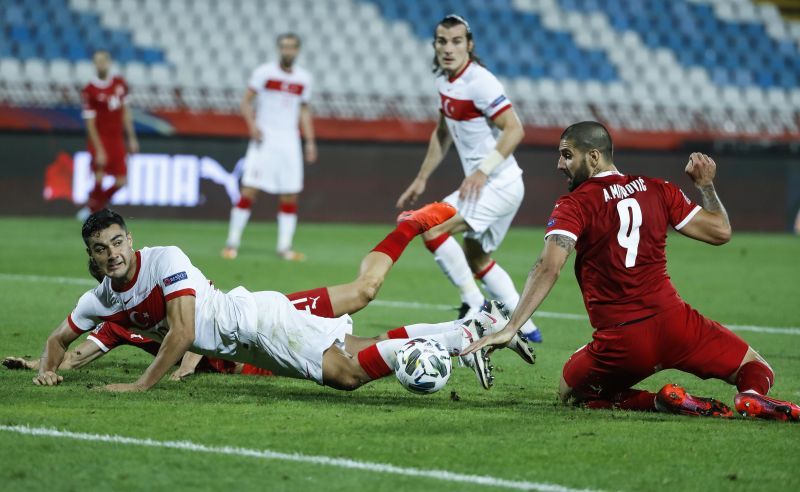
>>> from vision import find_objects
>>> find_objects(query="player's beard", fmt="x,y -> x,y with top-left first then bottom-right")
280,56 -> 295,69
567,157 -> 592,192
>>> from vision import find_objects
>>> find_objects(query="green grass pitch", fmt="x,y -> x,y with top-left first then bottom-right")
0,216 -> 798,491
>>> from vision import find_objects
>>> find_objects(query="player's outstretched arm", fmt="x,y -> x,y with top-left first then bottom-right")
33,320 -> 81,386
678,153 -> 732,245
463,234 -> 574,355
104,296 -> 196,392
396,114 -> 452,208
6,339 -> 106,371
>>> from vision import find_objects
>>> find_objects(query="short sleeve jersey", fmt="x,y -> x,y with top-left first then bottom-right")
544,171 -> 701,328
81,75 -> 128,145
435,61 -> 521,181
247,61 -> 312,134
87,321 -> 161,356
67,246 -> 211,343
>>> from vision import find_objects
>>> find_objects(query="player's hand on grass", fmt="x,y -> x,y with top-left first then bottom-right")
685,152 -> 717,187
33,370 -> 63,386
461,328 -> 515,357
169,367 -> 195,381
3,357 -> 34,370
458,171 -> 488,202
102,383 -> 147,392
304,141 -> 318,164
396,177 -> 427,209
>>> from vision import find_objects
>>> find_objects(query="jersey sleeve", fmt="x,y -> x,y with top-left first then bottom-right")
247,67 -> 265,92
544,195 -> 585,242
662,181 -> 701,230
80,85 -> 97,119
86,322 -> 123,352
472,73 -> 512,120
155,247 -> 198,301
67,290 -> 103,334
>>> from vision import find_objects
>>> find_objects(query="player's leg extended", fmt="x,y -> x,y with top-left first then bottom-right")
323,320 -> 491,390
223,186 -> 258,259
320,202 -> 458,316
277,193 -> 303,260
421,214 -> 484,314
463,237 -> 542,342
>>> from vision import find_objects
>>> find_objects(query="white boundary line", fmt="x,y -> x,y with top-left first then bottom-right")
1,272 -> 798,335
0,424 -> 597,492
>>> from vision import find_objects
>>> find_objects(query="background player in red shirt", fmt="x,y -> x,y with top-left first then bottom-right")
77,50 -> 139,220
466,121 -> 799,421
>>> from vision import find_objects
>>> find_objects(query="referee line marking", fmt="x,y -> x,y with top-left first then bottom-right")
0,425 -> 596,492
1,272 -> 798,335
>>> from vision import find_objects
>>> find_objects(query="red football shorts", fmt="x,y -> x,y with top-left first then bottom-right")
89,138 -> 127,177
562,302 -> 749,399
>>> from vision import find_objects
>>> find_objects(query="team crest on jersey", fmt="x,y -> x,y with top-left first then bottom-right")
489,95 -> 507,108
547,218 -> 556,227
163,271 -> 188,286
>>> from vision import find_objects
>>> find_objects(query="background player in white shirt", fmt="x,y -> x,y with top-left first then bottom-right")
223,33 -> 317,261
396,15 -> 542,343
32,207 -> 518,393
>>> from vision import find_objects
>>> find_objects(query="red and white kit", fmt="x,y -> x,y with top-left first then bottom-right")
436,61 -> 523,252
241,62 -> 313,194
80,75 -> 129,177
545,171 -> 748,397
67,246 -> 351,384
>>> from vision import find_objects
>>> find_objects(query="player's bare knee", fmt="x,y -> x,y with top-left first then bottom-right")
355,276 -> 382,305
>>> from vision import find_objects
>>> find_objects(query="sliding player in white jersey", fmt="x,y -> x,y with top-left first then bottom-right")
32,208 -> 528,393
223,33 -> 317,261
396,15 -> 541,343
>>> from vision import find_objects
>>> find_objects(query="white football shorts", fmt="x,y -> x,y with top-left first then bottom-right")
241,131 -> 303,194
236,290 -> 352,384
443,174 -> 524,253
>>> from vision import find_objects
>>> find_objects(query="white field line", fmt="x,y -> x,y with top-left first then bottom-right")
0,425 -> 596,492
1,273 -> 798,335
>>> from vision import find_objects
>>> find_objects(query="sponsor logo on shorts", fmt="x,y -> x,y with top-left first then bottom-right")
163,271 -> 188,286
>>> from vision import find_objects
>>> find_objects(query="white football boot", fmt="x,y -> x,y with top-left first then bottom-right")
456,319 -> 494,390
474,300 -> 536,365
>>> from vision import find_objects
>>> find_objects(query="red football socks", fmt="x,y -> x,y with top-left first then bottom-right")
736,361 -> 774,394
371,221 -> 420,262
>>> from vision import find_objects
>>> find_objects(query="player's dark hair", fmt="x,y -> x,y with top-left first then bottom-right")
560,121 -> 614,161
81,208 -> 127,245
432,14 -> 483,75
277,32 -> 301,48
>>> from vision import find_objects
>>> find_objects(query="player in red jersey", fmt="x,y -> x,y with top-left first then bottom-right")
465,121 -> 799,421
77,50 -> 139,220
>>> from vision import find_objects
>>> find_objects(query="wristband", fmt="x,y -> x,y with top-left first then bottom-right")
478,150 -> 505,175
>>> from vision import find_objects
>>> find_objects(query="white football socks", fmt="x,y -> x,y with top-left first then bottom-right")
226,206 -> 251,249
431,236 -> 484,309
277,211 -> 297,253
480,261 -> 540,337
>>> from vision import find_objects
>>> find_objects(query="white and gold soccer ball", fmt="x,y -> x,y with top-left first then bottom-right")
394,338 -> 451,395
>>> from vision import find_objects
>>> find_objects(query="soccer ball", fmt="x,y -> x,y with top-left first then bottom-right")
394,338 -> 451,395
